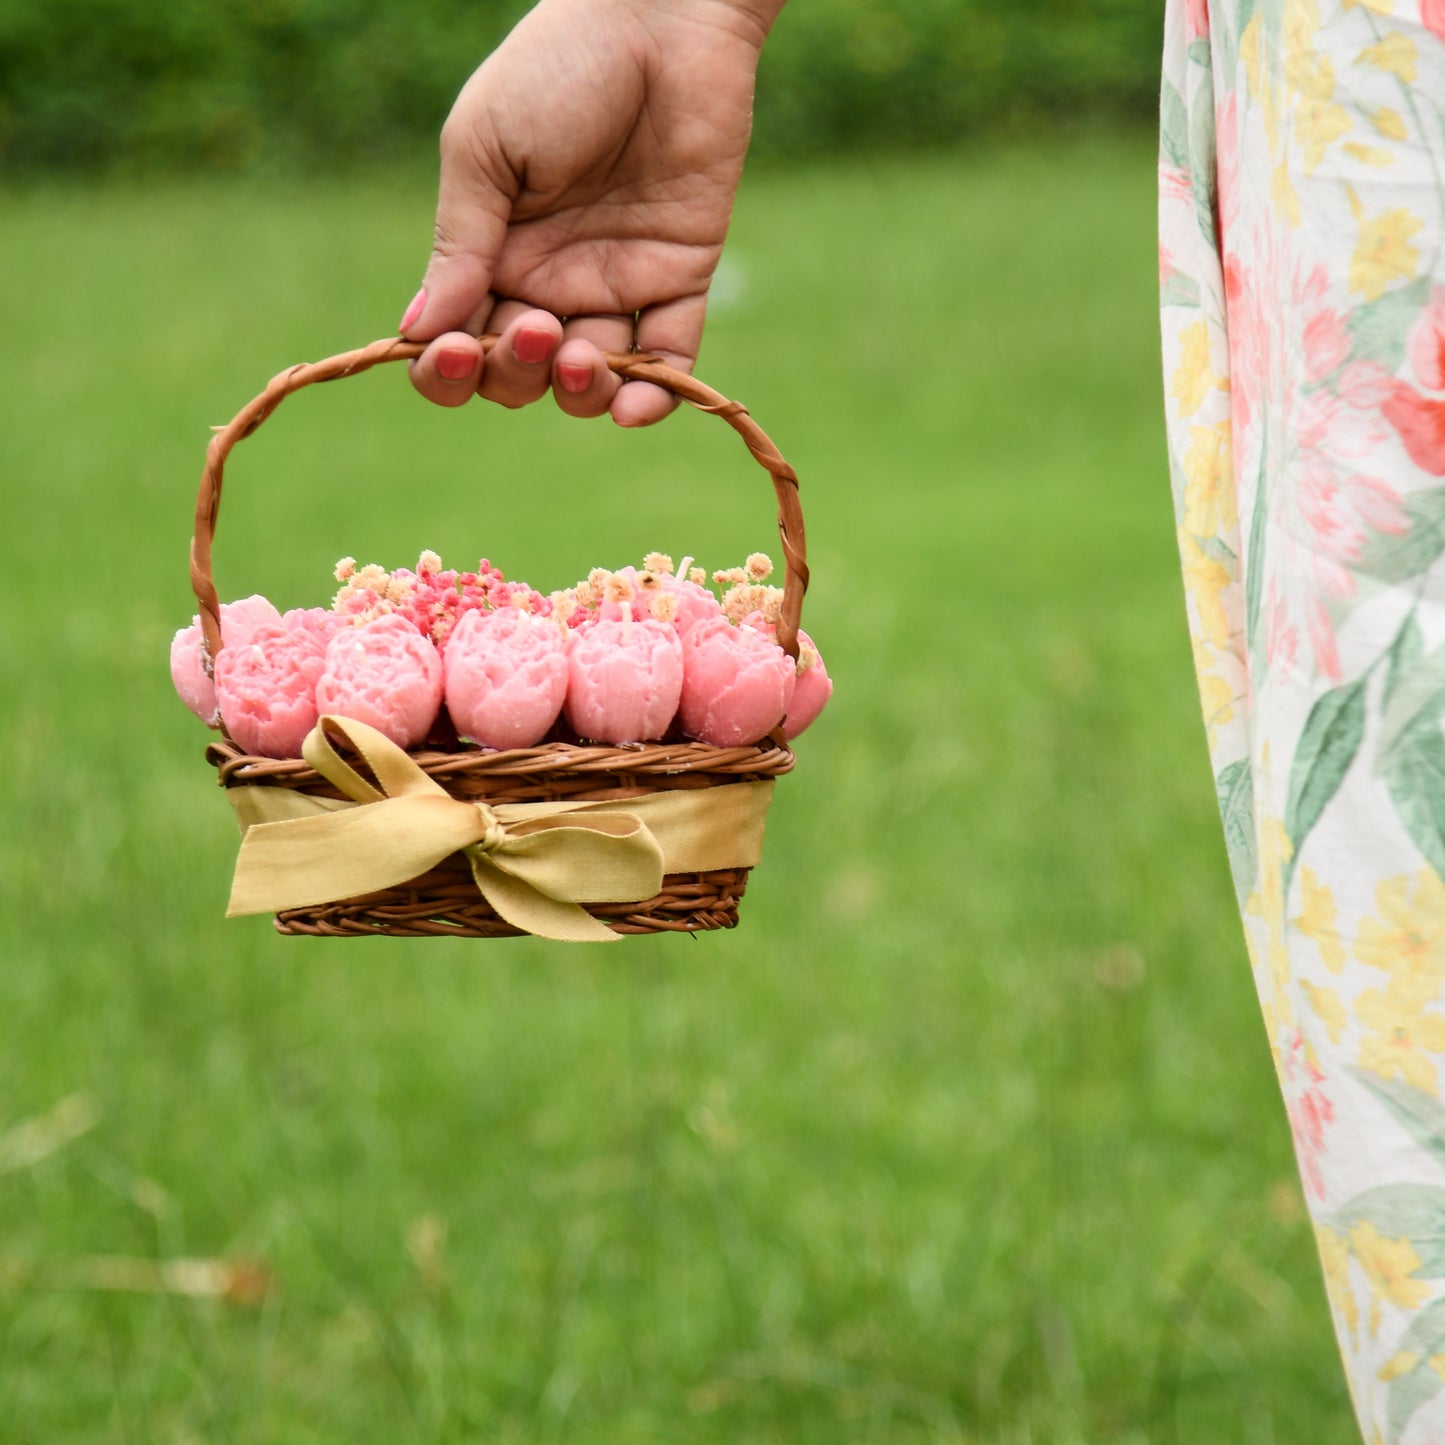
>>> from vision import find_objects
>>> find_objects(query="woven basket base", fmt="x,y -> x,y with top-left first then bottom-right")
272,860 -> 751,938
208,732 -> 788,940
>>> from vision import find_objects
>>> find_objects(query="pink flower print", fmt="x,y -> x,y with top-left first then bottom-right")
1337,360 -> 1397,409
1408,287 -> 1445,390
1302,308 -> 1349,382
1382,379 -> 1445,475
1186,0 -> 1209,40
1216,93 -> 1239,243
316,613 -> 444,749
215,623 -> 327,759
1264,576 -> 1301,676
1159,243 -> 1175,286
1425,0 -> 1445,43
1224,254 -> 1268,433
1280,1030 -> 1334,1202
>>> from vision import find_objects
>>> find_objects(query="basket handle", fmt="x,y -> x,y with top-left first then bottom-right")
190,335 -> 809,663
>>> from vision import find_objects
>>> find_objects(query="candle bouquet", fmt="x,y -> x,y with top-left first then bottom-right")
186,335 -> 816,941
172,550 -> 830,760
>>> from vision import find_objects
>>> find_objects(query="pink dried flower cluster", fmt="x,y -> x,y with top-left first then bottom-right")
171,549 -> 831,757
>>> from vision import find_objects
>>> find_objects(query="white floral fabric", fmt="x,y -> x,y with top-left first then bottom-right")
1162,2 -> 1445,1438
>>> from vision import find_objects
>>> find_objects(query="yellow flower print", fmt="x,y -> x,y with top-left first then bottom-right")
1317,1221 -> 1360,1335
1380,1350 -> 1422,1382
1198,669 -> 1236,752
1271,163 -> 1302,228
1246,816 -> 1295,1011
1356,974 -> 1445,1095
1371,106 -> 1407,141
1357,31 -> 1418,84
1293,867 -> 1347,972
1349,1219 -> 1429,1311
1170,320 -> 1221,417
1355,871 -> 1445,987
1343,0 -> 1393,12
1302,981 -> 1348,1044
1182,421 -> 1238,537
1348,195 -> 1423,301
1177,532 -> 1234,649
1342,142 -> 1395,168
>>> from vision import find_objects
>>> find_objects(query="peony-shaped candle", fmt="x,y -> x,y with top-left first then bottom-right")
214,623 -> 328,758
564,618 -> 684,744
678,616 -> 796,747
782,630 -> 833,739
444,606 -> 569,749
316,612 -> 444,749
282,606 -> 350,648
170,594 -> 285,726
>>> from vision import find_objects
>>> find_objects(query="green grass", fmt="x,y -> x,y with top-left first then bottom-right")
0,139 -> 1354,1442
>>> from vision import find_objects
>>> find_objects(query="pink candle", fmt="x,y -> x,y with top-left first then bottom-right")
214,623 -> 327,758
316,613 -> 444,749
678,616 -> 796,747
444,607 -> 569,749
564,618 -> 684,744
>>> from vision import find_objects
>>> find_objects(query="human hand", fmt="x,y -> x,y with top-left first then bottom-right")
402,0 -> 783,425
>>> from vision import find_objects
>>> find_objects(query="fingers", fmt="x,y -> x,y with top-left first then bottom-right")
475,305 -> 563,408
407,330 -> 485,408
611,294 -> 708,427
552,317 -> 631,419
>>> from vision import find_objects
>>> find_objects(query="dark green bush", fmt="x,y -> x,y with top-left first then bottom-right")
0,0 -> 1161,175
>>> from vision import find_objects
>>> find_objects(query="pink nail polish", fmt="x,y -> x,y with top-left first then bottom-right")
513,328 -> 556,366
398,287 -> 426,334
557,364 -> 591,394
436,347 -> 474,382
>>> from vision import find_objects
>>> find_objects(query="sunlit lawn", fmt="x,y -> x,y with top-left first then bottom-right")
0,138 -> 1353,1442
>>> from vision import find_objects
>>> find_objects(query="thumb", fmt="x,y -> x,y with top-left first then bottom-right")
402,120 -> 515,341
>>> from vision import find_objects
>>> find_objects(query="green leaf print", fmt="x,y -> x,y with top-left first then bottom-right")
1348,275 -> 1431,375
1236,0 -> 1256,33
1377,644 -> 1445,775
1334,1184 -> 1445,1276
1356,487 -> 1445,587
1160,80 -> 1189,174
1389,1298 -> 1445,1443
1215,758 -> 1257,905
1283,678 -> 1366,872
1188,81 -> 1217,246
1385,728 -> 1445,881
1159,271 -> 1202,311
1387,613 -> 1425,704
1352,1068 -> 1445,1175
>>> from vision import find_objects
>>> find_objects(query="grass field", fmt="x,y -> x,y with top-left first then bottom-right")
0,140 -> 1356,1442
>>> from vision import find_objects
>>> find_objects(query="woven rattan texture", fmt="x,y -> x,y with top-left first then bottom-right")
209,737 -> 792,937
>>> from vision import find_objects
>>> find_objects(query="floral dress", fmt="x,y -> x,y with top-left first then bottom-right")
1162,2 -> 1445,1438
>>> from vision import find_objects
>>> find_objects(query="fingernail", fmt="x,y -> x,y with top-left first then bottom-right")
557,363 -> 592,394
513,328 -> 556,366
398,287 -> 426,334
436,347 -> 474,382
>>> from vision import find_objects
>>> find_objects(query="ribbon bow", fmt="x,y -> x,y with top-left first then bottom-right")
224,716 -> 774,943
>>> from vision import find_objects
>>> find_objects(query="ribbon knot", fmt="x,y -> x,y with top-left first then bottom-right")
471,803 -> 508,854
222,716 -> 776,944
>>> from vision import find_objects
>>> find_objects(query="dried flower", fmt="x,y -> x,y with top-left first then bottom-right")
417,549 -> 443,574
713,567 -> 748,586
650,592 -> 679,624
643,552 -> 675,575
745,552 -> 774,581
334,557 -> 357,582
689,567 -> 707,586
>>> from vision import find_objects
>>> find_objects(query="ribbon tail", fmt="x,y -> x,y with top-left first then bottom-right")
468,853 -> 624,944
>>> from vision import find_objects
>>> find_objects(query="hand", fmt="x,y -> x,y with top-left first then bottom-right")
402,0 -> 782,425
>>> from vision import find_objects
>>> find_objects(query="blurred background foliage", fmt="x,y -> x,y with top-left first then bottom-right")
0,0 -> 1163,175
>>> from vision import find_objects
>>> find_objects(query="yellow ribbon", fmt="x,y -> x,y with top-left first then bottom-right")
224,716 -> 775,943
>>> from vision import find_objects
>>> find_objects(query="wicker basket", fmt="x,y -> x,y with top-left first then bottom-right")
189,335 -> 809,939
